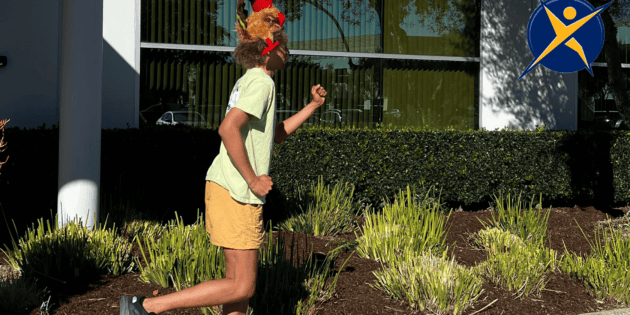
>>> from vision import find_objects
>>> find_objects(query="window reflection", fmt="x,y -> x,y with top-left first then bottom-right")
384,0 -> 480,57
274,55 -> 383,128
578,66 -> 630,130
140,48 -> 481,130
140,50 -> 387,129
142,0 -> 383,53
594,14 -> 630,64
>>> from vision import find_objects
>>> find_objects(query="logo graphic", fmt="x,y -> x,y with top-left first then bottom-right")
517,0 -> 613,81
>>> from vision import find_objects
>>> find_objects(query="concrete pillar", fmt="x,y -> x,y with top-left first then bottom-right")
57,0 -> 103,230
480,0 -> 578,131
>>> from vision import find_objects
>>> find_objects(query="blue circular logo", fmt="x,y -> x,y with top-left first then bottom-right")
518,0 -> 612,81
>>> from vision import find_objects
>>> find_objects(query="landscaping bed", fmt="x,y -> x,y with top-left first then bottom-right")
2,183 -> 630,315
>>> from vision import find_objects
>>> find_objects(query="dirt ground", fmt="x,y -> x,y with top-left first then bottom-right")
1,204 -> 630,315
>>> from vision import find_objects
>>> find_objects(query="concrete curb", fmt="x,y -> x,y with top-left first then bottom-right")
579,308 -> 630,315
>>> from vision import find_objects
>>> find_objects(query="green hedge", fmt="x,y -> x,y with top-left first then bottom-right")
270,124 -> 630,210
2,122 -> 629,245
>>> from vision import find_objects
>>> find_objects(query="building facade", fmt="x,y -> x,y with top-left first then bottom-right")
1,0 -> 629,226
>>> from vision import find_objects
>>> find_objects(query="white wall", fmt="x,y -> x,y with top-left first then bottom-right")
0,0 -> 140,130
0,1 -> 61,129
480,0 -> 578,131
103,0 -> 141,129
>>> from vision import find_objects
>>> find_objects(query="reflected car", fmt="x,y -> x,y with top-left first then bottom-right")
614,119 -> 628,129
319,110 -> 342,125
590,114 -> 628,130
156,111 -> 207,127
383,109 -> 402,119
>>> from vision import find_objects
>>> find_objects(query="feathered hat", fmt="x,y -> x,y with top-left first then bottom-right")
236,0 -> 286,55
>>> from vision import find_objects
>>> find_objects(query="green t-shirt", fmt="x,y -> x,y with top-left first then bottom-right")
206,68 -> 276,205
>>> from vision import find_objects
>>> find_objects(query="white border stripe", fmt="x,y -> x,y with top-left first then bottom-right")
140,42 -> 481,62
592,62 -> 630,68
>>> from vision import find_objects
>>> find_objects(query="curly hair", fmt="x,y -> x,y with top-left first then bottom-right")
234,30 -> 289,69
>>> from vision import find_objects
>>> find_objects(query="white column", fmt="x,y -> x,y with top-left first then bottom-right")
480,0 -> 577,131
57,0 -> 103,230
102,0 -> 141,129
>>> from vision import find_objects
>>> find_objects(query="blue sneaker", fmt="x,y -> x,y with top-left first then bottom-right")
119,296 -> 156,315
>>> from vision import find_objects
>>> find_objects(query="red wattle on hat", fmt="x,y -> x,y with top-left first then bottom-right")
252,0 -> 273,12
277,12 -> 285,27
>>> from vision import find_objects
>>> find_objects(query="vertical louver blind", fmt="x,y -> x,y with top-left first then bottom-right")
144,52 -> 379,129
146,0 -> 237,46
383,67 -> 475,130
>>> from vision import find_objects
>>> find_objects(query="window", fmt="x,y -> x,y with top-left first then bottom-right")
578,3 -> 630,130
140,0 -> 481,130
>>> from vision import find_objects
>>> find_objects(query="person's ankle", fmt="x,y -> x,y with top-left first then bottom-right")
142,298 -> 158,314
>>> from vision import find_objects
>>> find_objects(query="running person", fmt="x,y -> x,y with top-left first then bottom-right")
119,0 -> 327,314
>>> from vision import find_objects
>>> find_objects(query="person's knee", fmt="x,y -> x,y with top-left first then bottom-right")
234,282 -> 256,300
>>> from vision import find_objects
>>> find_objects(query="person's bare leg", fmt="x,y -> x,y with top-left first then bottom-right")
223,296 -> 250,315
142,247 -> 258,314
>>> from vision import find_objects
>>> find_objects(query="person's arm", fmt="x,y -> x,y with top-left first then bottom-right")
218,107 -> 273,197
274,84 -> 327,144
274,102 -> 318,144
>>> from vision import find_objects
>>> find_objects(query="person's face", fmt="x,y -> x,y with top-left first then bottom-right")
266,46 -> 289,71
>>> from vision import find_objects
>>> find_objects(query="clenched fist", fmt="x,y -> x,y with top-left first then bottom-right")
249,174 -> 273,197
311,84 -> 327,107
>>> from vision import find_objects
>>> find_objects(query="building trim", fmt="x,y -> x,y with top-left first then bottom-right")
140,42 -> 481,62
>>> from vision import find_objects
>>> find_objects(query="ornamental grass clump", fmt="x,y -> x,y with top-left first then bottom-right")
472,239 -> 561,299
354,185 -> 452,265
559,214 -> 630,304
1,211 -> 136,292
0,275 -> 50,315
253,223 -> 354,315
371,249 -> 485,315
275,175 -> 366,236
121,220 -> 164,243
99,175 -> 164,240
137,211 -> 353,315
0,118 -> 8,175
467,227 -> 527,255
136,210 -> 225,290
480,191 -> 551,247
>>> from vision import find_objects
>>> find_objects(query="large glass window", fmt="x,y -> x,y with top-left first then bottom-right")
578,3 -> 630,130
140,0 -> 481,130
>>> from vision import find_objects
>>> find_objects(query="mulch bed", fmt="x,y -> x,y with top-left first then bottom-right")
1,204 -> 630,315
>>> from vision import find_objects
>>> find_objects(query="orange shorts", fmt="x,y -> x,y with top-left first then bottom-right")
205,180 -> 264,250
